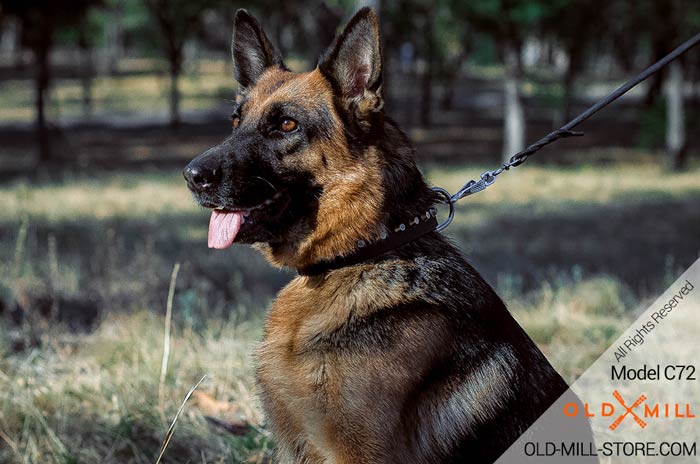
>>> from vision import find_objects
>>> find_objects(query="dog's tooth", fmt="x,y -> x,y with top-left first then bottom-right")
241,216 -> 246,224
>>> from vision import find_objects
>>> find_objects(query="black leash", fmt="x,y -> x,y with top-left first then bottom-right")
298,32 -> 700,276
433,31 -> 700,231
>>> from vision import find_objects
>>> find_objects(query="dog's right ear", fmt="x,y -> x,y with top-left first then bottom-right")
232,9 -> 284,91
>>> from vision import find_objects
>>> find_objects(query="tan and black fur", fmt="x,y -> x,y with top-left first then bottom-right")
184,8 -> 593,463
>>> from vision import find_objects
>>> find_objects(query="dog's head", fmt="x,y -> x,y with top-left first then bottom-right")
185,8 -> 436,269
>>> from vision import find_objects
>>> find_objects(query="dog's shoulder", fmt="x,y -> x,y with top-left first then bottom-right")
265,253 -> 445,350
263,234 -> 502,356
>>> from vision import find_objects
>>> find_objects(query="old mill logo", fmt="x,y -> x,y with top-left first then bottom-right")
563,390 -> 696,430
609,391 -> 647,430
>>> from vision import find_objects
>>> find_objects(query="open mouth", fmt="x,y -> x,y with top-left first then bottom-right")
206,191 -> 285,249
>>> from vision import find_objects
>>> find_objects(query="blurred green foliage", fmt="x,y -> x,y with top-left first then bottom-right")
4,0 -> 698,77
1,0 -> 700,160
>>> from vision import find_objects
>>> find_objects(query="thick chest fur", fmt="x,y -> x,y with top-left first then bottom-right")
255,266 -> 442,462
254,259 -> 574,464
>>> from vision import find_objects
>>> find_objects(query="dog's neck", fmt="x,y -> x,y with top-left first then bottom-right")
296,208 -> 439,276
258,121 -> 439,273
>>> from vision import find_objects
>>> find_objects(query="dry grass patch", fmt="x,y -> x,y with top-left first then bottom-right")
0,311 -> 270,463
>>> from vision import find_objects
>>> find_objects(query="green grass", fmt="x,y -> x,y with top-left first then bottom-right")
1,157 -> 699,462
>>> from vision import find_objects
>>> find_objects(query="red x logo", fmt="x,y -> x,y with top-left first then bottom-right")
609,390 -> 647,430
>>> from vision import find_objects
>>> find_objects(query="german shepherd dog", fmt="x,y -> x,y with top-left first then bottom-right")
184,8 -> 593,464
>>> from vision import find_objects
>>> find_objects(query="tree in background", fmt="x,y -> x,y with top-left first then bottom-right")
383,0 -> 471,127
242,0 -> 345,64
630,0 -> 687,171
0,0 -> 100,162
142,0 -> 222,128
99,0 -> 127,74
542,0 -> 609,122
659,0 -> 700,171
141,0 -> 346,130
383,0 -> 437,126
435,19 -> 473,112
608,0 -> 699,170
55,8 -> 104,117
450,0 -> 550,161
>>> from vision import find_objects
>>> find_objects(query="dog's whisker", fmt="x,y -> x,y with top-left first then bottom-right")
252,176 -> 277,192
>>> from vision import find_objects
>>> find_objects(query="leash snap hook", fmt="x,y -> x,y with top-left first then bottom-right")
481,171 -> 497,185
431,187 -> 455,232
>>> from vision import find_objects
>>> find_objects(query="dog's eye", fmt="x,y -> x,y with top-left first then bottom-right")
232,116 -> 241,128
279,118 -> 297,133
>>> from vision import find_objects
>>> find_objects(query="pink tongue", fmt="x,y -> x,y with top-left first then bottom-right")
208,210 -> 243,249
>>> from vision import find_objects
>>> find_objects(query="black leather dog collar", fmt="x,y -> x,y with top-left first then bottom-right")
298,209 -> 438,276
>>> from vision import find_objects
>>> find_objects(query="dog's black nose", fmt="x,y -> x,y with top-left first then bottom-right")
183,163 -> 221,191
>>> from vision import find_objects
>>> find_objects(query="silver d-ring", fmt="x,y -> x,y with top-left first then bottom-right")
431,187 -> 455,232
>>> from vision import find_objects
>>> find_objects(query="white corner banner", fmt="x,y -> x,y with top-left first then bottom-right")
496,257 -> 700,463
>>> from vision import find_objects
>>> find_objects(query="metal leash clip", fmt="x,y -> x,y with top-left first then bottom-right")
431,187 -> 455,232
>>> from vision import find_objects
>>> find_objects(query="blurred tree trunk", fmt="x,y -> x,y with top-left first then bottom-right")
666,60 -> 686,171
420,63 -> 433,127
7,19 -> 26,69
143,0 -> 194,129
106,0 -> 125,74
645,66 -> 665,109
562,46 -> 582,123
439,71 -> 457,111
545,39 -> 555,67
440,51 -> 467,111
419,10 -> 435,127
78,28 -> 93,118
562,65 -> 575,122
273,17 -> 286,56
644,1 -> 672,108
314,3 -> 342,59
163,23 -> 184,129
272,3 -> 294,56
168,57 -> 182,128
502,39 -> 525,161
34,35 -> 51,162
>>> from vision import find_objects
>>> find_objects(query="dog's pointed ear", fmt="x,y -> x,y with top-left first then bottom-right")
318,8 -> 383,109
232,9 -> 284,91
